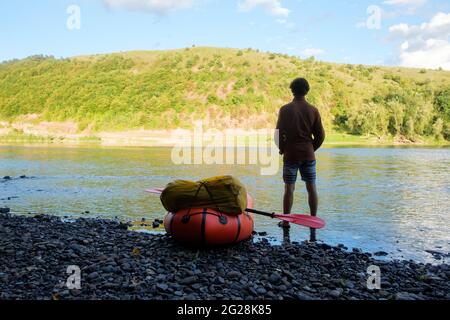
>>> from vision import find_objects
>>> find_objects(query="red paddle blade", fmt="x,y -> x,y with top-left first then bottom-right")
145,188 -> 164,195
273,214 -> 326,229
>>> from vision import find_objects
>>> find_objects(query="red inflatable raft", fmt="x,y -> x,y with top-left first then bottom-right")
163,195 -> 254,246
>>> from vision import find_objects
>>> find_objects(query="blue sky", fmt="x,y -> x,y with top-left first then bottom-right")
1,0 -> 449,69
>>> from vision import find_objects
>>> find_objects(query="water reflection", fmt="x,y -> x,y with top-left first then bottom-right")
282,228 -> 291,246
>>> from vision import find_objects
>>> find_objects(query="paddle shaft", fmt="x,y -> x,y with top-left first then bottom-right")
245,208 -> 276,218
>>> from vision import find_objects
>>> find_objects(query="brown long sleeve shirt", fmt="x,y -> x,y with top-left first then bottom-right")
276,97 -> 326,162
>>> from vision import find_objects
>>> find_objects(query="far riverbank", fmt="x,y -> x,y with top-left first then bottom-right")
0,128 -> 448,148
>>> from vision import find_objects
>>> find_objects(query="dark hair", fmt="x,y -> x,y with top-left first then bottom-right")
290,78 -> 310,97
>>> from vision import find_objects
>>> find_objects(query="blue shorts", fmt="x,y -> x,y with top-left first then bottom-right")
283,161 -> 317,184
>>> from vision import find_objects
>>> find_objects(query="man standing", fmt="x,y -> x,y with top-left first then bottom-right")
276,78 -> 326,242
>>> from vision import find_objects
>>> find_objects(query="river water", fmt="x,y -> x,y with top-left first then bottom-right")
1,144 -> 449,264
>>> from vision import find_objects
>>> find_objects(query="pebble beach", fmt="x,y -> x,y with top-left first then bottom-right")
0,211 -> 449,300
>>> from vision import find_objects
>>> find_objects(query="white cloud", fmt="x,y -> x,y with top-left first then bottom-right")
383,0 -> 427,14
399,40 -> 450,70
101,0 -> 194,14
383,0 -> 426,6
300,48 -> 325,57
389,12 -> 450,40
239,0 -> 290,18
388,12 -> 450,70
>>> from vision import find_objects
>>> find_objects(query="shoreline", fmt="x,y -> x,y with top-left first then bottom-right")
0,134 -> 448,149
1,121 -> 448,148
0,212 -> 448,300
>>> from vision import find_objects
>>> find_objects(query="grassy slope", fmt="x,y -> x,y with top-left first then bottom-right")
0,47 -> 449,144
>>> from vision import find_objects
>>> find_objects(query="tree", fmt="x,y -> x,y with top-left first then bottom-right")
432,118 -> 444,139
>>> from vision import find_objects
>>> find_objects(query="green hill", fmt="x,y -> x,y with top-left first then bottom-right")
0,47 -> 449,142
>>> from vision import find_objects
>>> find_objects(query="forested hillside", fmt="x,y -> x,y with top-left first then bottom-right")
0,47 -> 449,141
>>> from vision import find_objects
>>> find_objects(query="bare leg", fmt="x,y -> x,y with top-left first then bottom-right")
282,184 -> 295,227
306,182 -> 318,241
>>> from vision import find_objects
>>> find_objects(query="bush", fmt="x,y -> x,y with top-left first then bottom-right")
383,73 -> 401,84
432,118 -> 444,139
434,89 -> 450,120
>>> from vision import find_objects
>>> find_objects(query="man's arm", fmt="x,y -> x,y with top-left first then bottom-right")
312,111 -> 325,151
275,109 -> 285,154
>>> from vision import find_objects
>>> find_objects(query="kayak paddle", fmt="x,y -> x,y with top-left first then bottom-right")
245,208 -> 325,229
145,188 -> 325,229
145,188 -> 165,195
